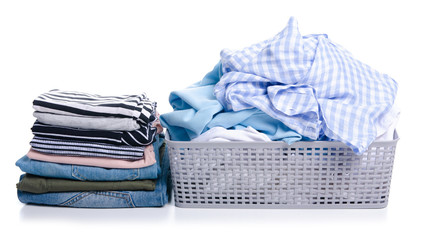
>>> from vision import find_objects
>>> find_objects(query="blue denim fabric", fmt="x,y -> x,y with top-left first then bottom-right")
15,157 -> 160,181
15,137 -> 163,181
17,134 -> 171,208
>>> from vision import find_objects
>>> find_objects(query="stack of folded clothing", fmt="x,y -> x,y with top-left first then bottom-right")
160,17 -> 400,154
16,90 -> 171,208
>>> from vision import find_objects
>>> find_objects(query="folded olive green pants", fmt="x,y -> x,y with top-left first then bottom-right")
16,174 -> 156,193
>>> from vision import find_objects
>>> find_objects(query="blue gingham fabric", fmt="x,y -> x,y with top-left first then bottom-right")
214,17 -> 398,154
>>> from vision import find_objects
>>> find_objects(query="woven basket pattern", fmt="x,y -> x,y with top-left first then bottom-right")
167,137 -> 398,209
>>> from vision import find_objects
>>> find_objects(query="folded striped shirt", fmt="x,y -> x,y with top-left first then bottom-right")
33,111 -> 142,131
31,121 -> 156,146
27,147 -> 156,169
30,136 -> 145,159
33,89 -> 157,126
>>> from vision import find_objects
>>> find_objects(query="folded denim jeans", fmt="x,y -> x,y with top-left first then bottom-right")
15,156 -> 160,181
17,133 -> 171,208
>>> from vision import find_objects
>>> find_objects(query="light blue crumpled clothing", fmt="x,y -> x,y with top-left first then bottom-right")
160,63 -> 305,144
214,17 -> 398,154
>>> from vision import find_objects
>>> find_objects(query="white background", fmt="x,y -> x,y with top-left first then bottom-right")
1,0 -> 421,239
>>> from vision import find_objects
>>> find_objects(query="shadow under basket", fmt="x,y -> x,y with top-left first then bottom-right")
166,132 -> 399,209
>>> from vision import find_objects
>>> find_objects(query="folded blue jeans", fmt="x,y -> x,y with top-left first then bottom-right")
16,157 -> 160,181
17,134 -> 171,208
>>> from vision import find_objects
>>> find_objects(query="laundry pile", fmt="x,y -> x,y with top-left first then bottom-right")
16,90 -> 171,208
160,17 -> 400,154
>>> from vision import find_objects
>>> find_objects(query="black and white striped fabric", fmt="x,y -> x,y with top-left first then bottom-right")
31,121 -> 157,147
30,136 -> 145,160
33,89 -> 157,126
33,111 -> 143,131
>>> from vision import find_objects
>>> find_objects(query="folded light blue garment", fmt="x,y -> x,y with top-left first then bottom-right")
160,63 -> 305,144
16,156 -> 160,181
16,135 -> 165,181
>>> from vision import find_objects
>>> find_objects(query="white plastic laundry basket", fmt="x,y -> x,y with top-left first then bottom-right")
166,132 -> 398,209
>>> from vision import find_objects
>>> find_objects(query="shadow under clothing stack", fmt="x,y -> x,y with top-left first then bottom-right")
15,90 -> 171,208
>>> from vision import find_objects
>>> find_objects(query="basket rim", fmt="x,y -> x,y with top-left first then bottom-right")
165,130 -> 399,150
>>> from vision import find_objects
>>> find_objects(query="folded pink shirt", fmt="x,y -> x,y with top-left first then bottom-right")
26,144 -> 156,169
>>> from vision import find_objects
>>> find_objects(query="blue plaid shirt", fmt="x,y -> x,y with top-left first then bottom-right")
214,17 -> 398,154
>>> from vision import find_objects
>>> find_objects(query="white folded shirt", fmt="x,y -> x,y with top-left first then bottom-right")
191,126 -> 272,142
